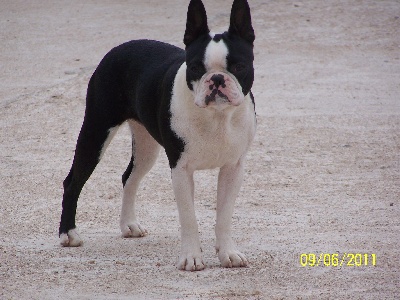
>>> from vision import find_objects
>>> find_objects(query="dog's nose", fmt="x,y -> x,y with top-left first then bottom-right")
210,74 -> 226,88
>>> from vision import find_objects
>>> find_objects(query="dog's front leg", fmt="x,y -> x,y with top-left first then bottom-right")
215,159 -> 248,268
171,166 -> 205,271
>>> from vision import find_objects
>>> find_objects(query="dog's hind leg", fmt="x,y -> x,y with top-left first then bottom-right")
59,116 -> 120,246
120,120 -> 160,238
59,70 -> 127,246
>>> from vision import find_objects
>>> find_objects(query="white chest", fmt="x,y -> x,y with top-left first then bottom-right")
170,64 -> 256,170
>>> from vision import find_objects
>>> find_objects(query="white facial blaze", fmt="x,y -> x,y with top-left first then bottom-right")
204,39 -> 228,70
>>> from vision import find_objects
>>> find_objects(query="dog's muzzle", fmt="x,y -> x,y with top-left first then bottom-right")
195,72 -> 243,108
205,74 -> 230,105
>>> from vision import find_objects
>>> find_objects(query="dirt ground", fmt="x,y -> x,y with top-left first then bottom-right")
1,1 -> 399,299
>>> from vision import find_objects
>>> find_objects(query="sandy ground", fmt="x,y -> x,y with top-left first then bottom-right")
1,0 -> 399,299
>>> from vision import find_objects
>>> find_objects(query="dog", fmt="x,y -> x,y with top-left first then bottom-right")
59,0 -> 256,271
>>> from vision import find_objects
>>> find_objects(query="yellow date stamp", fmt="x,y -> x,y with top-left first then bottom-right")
300,253 -> 376,267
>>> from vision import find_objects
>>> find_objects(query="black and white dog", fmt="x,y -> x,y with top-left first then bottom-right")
59,0 -> 256,271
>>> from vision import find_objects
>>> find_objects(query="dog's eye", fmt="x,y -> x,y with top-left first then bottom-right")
189,64 -> 206,75
230,63 -> 247,74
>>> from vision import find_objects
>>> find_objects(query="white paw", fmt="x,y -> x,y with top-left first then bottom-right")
177,252 -> 205,271
217,248 -> 248,268
120,222 -> 148,238
60,229 -> 83,247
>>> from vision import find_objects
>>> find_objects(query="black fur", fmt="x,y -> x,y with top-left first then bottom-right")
59,40 -> 185,235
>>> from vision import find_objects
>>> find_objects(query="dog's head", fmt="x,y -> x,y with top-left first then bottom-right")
184,0 -> 255,108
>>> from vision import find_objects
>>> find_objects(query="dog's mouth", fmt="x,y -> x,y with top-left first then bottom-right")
205,89 -> 229,105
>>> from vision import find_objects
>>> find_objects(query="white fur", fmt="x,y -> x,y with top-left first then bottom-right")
120,121 -> 160,238
170,62 -> 256,270
99,126 -> 119,161
172,63 -> 255,171
60,229 -> 83,247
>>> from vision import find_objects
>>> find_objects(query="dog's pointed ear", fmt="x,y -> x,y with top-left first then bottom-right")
228,0 -> 255,44
184,0 -> 210,47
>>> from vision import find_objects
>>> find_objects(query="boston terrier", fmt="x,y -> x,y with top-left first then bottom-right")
59,0 -> 256,271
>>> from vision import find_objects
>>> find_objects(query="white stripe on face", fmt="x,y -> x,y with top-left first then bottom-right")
204,38 -> 229,71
